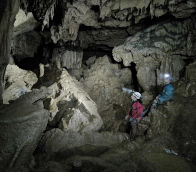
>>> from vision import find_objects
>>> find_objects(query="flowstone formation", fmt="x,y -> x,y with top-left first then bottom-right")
113,17 -> 196,90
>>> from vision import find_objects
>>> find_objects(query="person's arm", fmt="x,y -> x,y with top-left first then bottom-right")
158,85 -> 174,103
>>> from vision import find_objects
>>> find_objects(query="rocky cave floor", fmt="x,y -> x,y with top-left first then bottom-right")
0,0 -> 196,171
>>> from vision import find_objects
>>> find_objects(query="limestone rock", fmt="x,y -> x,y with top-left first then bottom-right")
3,64 -> 38,104
82,55 -> 132,131
141,91 -> 154,106
39,128 -> 129,154
0,89 -> 49,169
13,9 -> 39,37
175,80 -> 196,97
146,93 -> 196,164
171,96 -> 196,164
136,140 -> 193,172
157,56 -> 185,85
52,47 -> 83,69
43,69 -> 103,132
27,0 -> 196,45
137,58 -> 157,91
51,1 -> 99,43
113,19 -> 194,90
186,61 -> 196,82
0,0 -> 19,102
12,31 -> 42,60
79,29 -> 129,48
175,61 -> 196,97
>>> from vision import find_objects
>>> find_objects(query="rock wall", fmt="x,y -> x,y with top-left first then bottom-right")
0,0 -> 19,102
82,55 -> 132,131
52,47 -> 83,69
113,17 -> 196,90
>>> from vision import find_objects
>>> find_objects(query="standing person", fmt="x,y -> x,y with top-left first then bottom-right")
125,92 -> 145,141
152,73 -> 174,108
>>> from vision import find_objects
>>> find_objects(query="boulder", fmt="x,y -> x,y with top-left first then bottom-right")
13,9 -> 39,37
0,88 -> 49,169
42,68 -> 103,132
82,55 -> 132,131
2,64 -> 38,104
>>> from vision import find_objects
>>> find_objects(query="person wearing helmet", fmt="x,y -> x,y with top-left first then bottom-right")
152,73 -> 174,108
125,91 -> 145,140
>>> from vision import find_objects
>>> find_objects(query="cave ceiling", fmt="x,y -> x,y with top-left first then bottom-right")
21,0 -> 196,46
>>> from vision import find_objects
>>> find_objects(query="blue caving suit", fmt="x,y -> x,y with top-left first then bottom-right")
157,83 -> 174,104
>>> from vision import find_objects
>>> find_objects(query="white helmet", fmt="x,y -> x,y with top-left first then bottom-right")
133,92 -> 142,99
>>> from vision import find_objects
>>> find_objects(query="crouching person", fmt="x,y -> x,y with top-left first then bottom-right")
152,73 -> 174,109
125,92 -> 145,141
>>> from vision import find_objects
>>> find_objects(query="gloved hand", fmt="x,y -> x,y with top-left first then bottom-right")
125,115 -> 130,120
152,99 -> 158,109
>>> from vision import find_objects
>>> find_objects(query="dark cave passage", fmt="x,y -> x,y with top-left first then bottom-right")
83,44 -> 113,62
129,62 -> 141,92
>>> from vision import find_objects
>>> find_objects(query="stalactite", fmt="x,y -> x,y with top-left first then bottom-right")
42,0 -> 58,30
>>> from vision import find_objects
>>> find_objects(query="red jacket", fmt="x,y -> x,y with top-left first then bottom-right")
130,101 -> 145,121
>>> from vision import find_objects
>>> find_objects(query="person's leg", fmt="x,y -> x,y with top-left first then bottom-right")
130,119 -> 137,140
124,115 -> 131,133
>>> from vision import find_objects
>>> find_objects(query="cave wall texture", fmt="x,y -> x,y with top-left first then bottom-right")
0,0 -> 19,102
0,0 -> 196,171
